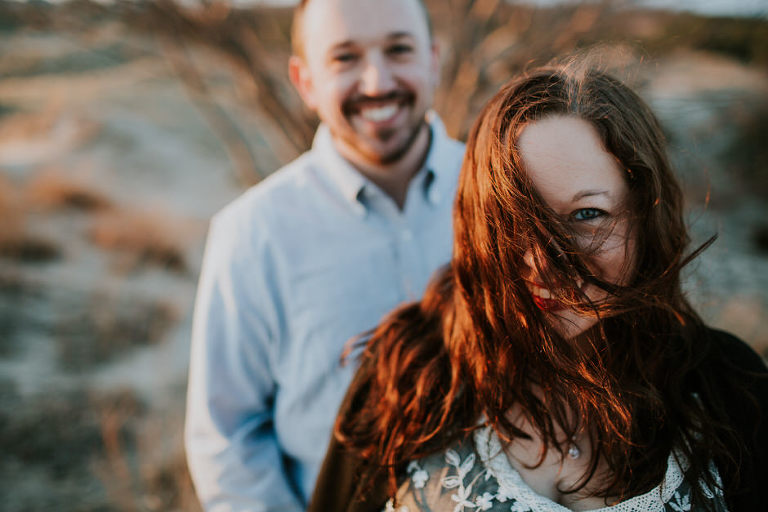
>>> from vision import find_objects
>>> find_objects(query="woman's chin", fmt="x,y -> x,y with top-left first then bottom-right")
548,310 -> 599,339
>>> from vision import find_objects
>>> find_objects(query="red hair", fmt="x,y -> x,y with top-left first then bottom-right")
336,65 -> 740,507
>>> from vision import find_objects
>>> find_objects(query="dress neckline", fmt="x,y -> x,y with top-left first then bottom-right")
473,426 -> 685,512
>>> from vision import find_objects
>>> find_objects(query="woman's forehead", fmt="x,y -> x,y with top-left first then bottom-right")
517,115 -> 628,210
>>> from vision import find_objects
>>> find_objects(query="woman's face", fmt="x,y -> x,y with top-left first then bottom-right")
517,115 -> 636,338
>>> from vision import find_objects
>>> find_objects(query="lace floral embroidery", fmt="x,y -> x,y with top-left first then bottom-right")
425,445 -> 533,511
668,491 -> 692,512
407,461 -> 430,489
384,498 -> 409,512
386,426 -> 727,512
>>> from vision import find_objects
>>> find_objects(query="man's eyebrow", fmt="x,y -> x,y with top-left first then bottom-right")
328,32 -> 416,51
329,41 -> 356,52
572,189 -> 609,201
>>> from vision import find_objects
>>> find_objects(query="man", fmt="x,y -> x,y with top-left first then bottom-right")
184,0 -> 465,509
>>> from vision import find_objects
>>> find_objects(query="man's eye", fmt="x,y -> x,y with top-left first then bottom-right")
571,208 -> 606,221
387,44 -> 413,56
334,53 -> 358,63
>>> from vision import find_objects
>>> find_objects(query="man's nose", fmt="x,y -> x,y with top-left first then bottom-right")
359,52 -> 396,96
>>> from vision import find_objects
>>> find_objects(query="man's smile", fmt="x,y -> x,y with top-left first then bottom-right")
359,103 -> 399,122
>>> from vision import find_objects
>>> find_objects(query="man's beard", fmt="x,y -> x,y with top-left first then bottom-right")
338,90 -> 427,165
376,119 -> 427,165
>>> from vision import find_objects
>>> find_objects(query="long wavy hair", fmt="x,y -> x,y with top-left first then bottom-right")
336,64 -> 741,507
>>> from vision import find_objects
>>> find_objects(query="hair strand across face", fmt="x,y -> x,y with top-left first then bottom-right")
335,64 -> 744,510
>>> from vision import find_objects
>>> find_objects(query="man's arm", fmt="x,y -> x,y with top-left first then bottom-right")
185,210 -> 302,512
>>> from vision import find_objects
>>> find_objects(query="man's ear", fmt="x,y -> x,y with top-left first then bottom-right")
289,56 -> 317,111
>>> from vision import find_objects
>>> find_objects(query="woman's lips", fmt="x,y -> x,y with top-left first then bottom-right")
527,281 -> 568,312
532,294 -> 566,312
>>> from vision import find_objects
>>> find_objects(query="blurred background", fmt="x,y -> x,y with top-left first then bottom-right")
0,0 -> 766,509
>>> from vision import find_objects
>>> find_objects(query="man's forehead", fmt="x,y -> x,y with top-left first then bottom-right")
302,0 -> 430,51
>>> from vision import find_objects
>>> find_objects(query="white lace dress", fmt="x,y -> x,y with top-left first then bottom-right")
384,427 -> 728,512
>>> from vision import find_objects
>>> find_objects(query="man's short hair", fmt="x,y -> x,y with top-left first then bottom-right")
291,0 -> 434,60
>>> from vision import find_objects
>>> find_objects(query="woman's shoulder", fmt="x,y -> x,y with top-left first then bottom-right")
699,326 -> 767,374
695,326 -> 768,414
695,327 -> 768,510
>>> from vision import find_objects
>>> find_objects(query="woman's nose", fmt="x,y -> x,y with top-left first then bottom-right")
523,248 -> 536,271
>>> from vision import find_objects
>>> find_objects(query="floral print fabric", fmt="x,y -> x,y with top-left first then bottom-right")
384,427 -> 728,512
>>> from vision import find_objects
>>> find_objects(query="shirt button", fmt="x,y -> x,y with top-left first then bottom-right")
401,229 -> 413,241
429,189 -> 441,204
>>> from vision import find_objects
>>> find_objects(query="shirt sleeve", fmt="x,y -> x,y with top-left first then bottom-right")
185,209 -> 303,512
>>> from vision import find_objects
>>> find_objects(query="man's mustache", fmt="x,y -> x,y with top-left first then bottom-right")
342,90 -> 414,113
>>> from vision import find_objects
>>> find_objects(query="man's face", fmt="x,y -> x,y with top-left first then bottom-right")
291,0 -> 438,165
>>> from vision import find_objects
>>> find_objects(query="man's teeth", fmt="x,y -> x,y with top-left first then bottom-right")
360,104 -> 398,122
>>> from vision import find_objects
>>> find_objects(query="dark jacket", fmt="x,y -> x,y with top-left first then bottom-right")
309,328 -> 768,512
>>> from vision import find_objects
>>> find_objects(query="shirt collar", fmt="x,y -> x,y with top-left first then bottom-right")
311,111 -> 453,214
421,111 -> 452,207
311,124 -> 368,211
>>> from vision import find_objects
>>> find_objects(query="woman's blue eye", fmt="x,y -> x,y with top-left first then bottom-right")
571,208 -> 605,221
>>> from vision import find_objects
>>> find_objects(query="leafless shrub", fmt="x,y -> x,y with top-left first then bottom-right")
116,0 -> 315,186
115,0 -> 650,153
88,208 -> 193,273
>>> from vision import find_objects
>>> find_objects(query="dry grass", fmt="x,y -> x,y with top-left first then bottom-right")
0,109 -> 59,141
94,391 -> 202,512
1,382 -> 199,511
0,174 -> 24,245
25,168 -> 113,212
0,273 -> 26,356
0,174 -> 60,262
56,291 -> 179,371
88,208 -> 192,273
0,109 -> 101,165
23,170 -> 194,273
0,388 -> 116,508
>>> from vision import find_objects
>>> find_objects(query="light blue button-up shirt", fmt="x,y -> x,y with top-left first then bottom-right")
185,114 -> 465,511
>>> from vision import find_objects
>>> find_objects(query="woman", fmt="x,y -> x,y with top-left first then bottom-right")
309,65 -> 768,511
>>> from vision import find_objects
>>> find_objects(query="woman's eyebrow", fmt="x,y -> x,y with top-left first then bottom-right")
572,189 -> 609,202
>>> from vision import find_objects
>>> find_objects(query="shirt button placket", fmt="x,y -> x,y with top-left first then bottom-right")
399,225 -> 419,299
